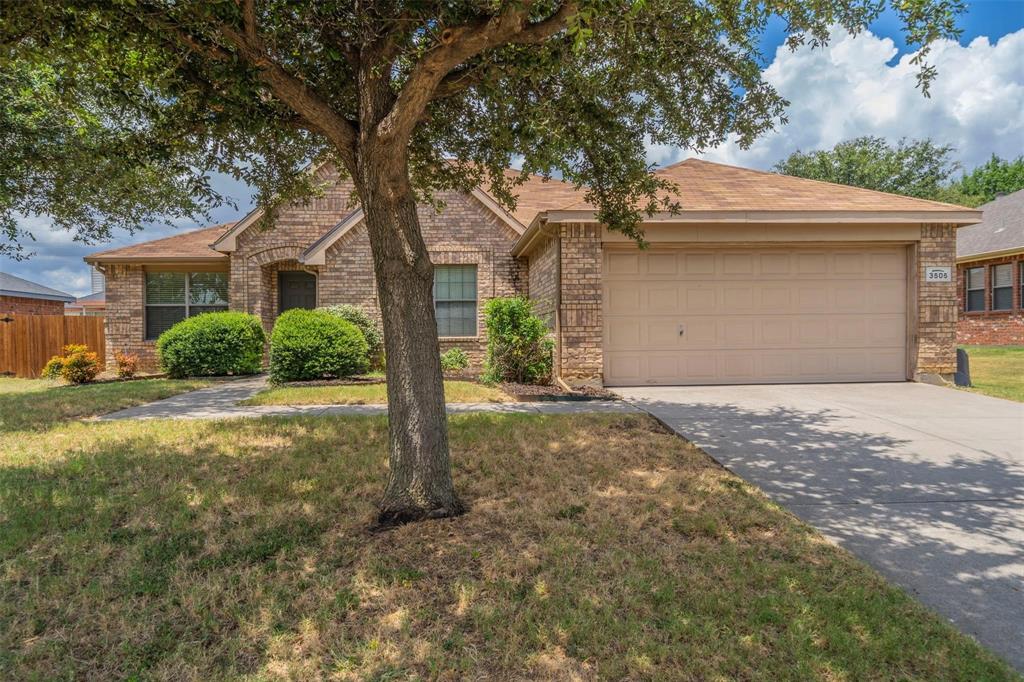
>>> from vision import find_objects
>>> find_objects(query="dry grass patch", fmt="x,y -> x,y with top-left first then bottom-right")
242,379 -> 512,405
0,377 -> 211,431
0,413 -> 1017,680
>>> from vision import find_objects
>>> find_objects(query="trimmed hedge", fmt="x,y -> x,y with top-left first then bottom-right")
482,297 -> 554,385
157,312 -> 265,378
269,308 -> 369,383
318,304 -> 384,368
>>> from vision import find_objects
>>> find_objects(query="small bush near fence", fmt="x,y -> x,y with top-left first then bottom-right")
41,344 -> 101,384
270,309 -> 369,383
441,348 -> 470,373
157,312 -> 265,378
481,297 -> 554,385
319,304 -> 384,369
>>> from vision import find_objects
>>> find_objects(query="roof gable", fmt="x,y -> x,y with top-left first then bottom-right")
957,189 -> 1024,260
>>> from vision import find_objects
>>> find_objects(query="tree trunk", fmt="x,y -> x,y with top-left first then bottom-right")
357,153 -> 463,525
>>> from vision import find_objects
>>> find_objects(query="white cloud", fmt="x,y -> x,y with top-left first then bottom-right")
652,27 -> 1024,171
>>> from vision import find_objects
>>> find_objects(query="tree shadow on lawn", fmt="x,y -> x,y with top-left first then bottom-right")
629,397 -> 1024,671
0,413 -> 1018,679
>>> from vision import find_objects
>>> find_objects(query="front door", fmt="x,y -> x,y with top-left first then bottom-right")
278,271 -> 317,313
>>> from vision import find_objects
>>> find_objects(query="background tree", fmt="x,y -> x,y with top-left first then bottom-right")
774,138 -> 1024,207
1,0 -> 965,523
772,136 -> 962,200
944,155 -> 1024,206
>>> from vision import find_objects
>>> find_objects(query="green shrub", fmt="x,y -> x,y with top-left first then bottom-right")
156,312 -> 265,378
440,348 -> 470,372
319,304 -> 384,368
58,344 -> 101,384
481,297 -> 554,385
270,308 -> 369,383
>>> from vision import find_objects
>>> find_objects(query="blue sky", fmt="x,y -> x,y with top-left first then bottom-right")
5,1 -> 1024,296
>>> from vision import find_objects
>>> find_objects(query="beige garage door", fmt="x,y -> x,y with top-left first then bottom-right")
603,246 -> 908,386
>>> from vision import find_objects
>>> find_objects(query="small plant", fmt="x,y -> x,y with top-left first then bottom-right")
41,356 -> 65,380
58,344 -> 101,384
156,312 -> 265,378
270,308 -> 369,383
481,297 -> 554,385
114,351 -> 139,379
440,348 -> 470,373
319,304 -> 384,368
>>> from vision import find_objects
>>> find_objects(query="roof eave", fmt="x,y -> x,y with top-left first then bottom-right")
0,290 -> 76,303
956,246 -> 1024,264
542,209 -> 982,225
84,255 -> 228,265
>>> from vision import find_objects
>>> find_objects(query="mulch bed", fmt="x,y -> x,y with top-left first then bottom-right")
499,382 -> 619,401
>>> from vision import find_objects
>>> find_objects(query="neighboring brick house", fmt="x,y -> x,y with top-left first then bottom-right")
0,272 -> 75,316
86,159 -> 977,385
956,189 -> 1024,345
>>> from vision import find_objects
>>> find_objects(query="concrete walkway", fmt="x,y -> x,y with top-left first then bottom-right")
97,375 -> 639,421
618,382 -> 1024,672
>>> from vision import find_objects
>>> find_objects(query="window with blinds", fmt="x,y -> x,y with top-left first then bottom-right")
434,265 -> 477,337
992,264 -> 1013,311
145,271 -> 229,339
965,267 -> 985,312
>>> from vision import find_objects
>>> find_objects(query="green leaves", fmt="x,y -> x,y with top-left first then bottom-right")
774,138 -> 1024,208
1,0 -> 965,254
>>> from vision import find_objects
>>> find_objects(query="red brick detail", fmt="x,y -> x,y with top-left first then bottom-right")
956,255 -> 1024,345
0,296 -> 65,316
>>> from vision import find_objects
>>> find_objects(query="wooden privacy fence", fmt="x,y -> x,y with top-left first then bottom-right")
0,314 -> 106,378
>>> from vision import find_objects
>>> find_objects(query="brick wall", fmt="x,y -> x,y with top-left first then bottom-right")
916,224 -> 959,376
527,230 -> 558,330
557,223 -> 603,386
956,254 -> 1024,345
320,190 -> 526,367
0,296 -> 65,316
101,264 -> 154,369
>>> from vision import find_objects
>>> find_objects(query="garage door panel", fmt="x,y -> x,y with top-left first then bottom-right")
604,246 -> 908,385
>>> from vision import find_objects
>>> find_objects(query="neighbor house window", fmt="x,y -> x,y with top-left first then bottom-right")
965,267 -> 985,312
434,265 -> 477,337
145,271 -> 229,339
992,264 -> 1013,311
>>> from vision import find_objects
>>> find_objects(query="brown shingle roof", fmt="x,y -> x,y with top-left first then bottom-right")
493,170 -> 587,226
85,223 -> 232,263
559,158 -> 975,214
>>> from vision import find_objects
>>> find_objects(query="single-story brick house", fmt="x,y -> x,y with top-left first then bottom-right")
956,189 -> 1024,345
0,272 -> 75,316
85,159 -> 979,386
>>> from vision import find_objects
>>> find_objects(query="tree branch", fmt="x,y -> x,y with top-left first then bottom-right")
377,1 -> 576,144
213,24 -> 359,171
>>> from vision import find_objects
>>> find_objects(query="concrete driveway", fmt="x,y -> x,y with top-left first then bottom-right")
617,382 -> 1024,671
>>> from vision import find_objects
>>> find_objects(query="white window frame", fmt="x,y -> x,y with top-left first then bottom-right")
965,266 -> 985,312
144,271 -> 229,340
991,263 -> 1013,311
433,264 -> 478,338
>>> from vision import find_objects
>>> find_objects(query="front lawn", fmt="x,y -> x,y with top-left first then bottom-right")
242,379 -> 512,405
961,345 -> 1024,402
0,376 -> 211,431
0,412 -> 1015,679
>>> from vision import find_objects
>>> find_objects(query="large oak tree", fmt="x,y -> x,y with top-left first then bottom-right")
1,0 -> 963,523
